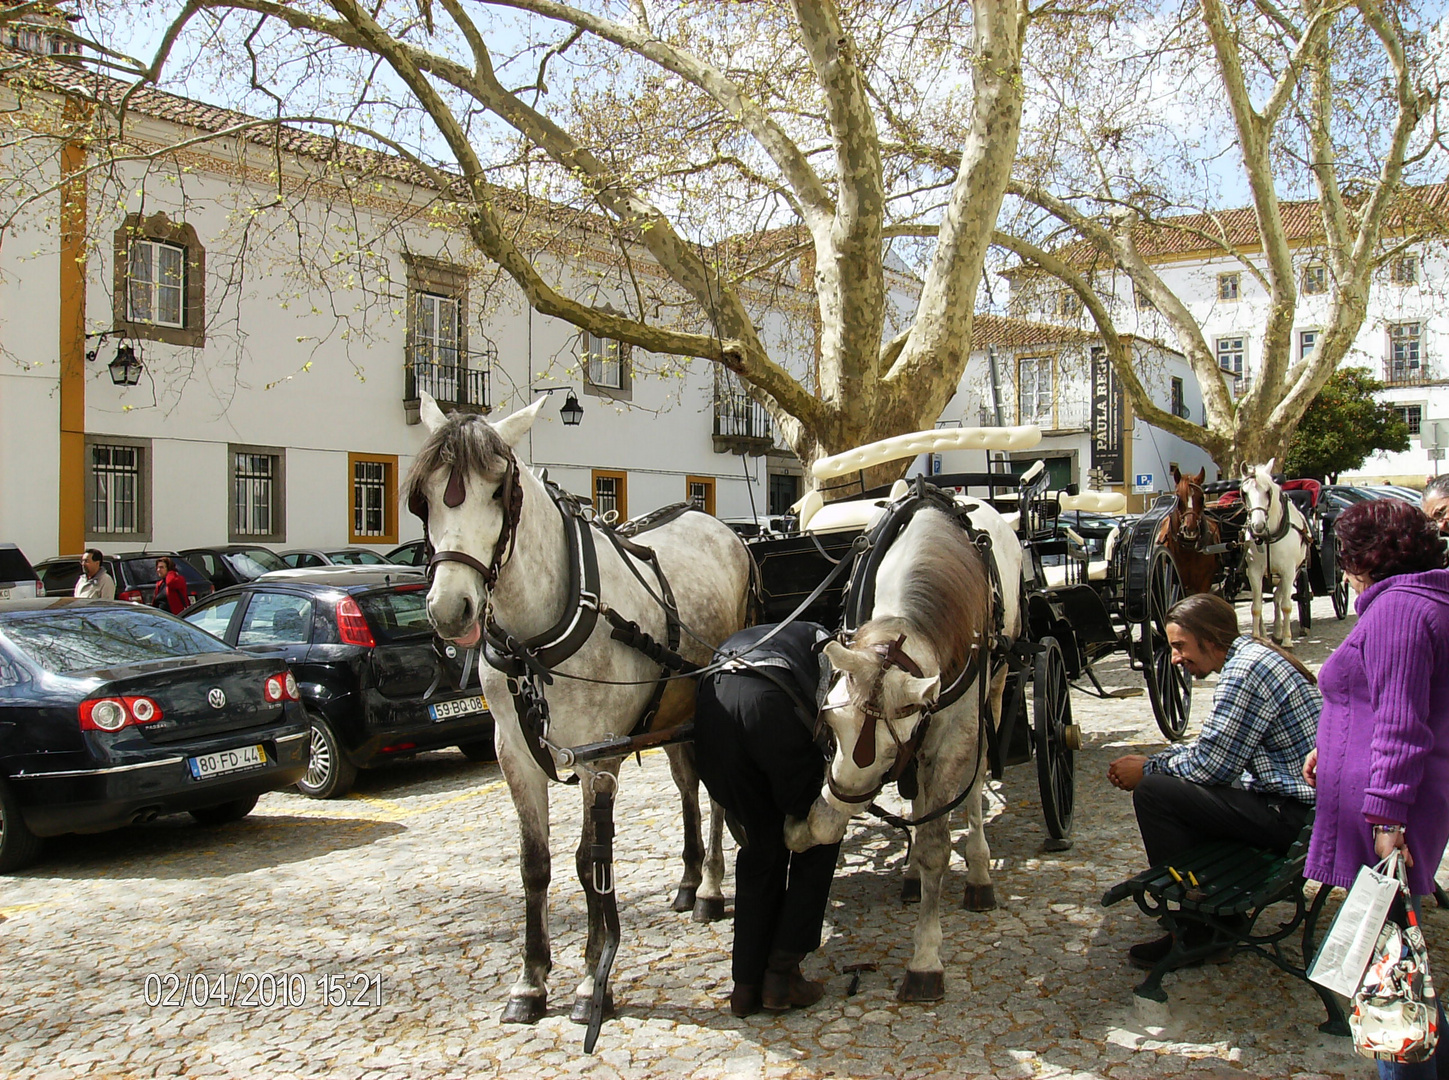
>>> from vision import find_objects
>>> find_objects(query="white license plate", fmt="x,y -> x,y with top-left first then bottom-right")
188,744 -> 267,779
429,695 -> 488,722
0,588 -> 10,600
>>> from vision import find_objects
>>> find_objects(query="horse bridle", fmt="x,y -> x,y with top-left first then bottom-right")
1176,480 -> 1207,545
823,634 -> 940,806
408,449 -> 526,588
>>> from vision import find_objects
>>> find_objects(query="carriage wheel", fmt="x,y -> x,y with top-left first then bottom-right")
1142,549 -> 1192,741
1033,636 -> 1076,842
1333,564 -> 1349,621
1296,567 -> 1313,632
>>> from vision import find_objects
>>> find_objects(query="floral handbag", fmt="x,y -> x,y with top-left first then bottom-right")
1351,851 -> 1440,1064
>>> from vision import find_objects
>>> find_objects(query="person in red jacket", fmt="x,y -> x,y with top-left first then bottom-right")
153,557 -> 188,614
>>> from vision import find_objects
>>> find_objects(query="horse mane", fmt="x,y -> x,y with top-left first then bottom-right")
403,413 -> 511,507
850,511 -> 991,709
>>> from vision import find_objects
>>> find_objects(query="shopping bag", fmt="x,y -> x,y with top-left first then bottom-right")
1308,856 -> 1402,998
1349,852 -> 1440,1064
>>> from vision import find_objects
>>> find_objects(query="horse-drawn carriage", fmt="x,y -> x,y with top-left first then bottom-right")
749,423 -> 1209,845
406,394 -> 1333,1052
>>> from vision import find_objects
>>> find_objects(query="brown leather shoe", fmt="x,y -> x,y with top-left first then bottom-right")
729,982 -> 761,1018
761,966 -> 826,1012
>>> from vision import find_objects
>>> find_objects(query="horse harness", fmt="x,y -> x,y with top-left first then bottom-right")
1248,488 -> 1311,553
414,448 -> 702,784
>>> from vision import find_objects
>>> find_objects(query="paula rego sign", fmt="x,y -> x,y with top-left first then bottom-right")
1090,347 -> 1125,485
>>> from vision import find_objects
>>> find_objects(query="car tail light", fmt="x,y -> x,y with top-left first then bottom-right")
380,742 -> 417,753
263,671 -> 301,703
335,597 -> 376,648
117,589 -> 143,603
79,696 -> 164,731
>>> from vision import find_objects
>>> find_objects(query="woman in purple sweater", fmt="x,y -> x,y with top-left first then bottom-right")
1304,498 -> 1449,1079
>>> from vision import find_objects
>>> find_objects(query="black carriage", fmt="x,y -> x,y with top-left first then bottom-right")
1197,478 -> 1350,629
748,459 -> 1195,848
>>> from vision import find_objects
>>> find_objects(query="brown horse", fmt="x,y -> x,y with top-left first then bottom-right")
1156,466 -> 1220,595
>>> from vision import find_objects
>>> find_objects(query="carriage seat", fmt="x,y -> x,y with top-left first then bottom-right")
1058,490 -> 1128,515
1041,560 -> 1111,588
798,479 -> 913,535
1283,478 -> 1321,509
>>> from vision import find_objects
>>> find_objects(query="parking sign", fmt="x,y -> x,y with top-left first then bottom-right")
1133,473 -> 1155,494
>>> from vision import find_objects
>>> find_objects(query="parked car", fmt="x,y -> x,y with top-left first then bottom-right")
0,598 -> 310,871
280,547 -> 393,568
33,552 -> 215,606
0,544 -> 40,601
1054,509 -> 1128,558
180,567 -> 492,799
179,546 -> 289,589
721,515 -> 797,541
386,539 -> 428,567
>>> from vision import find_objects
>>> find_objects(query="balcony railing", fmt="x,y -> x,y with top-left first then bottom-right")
404,346 -> 492,422
1384,360 -> 1432,387
713,377 -> 778,454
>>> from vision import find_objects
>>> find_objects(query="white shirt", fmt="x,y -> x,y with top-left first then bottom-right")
74,569 -> 116,600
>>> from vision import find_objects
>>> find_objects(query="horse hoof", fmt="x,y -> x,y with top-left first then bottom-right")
569,991 -> 615,1025
897,969 -> 945,1003
501,994 -> 547,1024
671,886 -> 697,913
962,883 -> 997,911
900,878 -> 922,904
692,896 -> 728,923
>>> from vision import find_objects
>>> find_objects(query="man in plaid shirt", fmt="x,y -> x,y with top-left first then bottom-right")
1107,594 -> 1321,968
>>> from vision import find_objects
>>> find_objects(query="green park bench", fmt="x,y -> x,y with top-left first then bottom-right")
1101,818 -> 1349,1035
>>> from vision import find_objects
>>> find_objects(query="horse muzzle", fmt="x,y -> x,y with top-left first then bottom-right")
426,574 -> 485,646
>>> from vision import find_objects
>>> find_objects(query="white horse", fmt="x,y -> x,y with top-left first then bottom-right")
409,394 -> 751,1025
783,498 -> 1023,1002
1239,459 -> 1311,647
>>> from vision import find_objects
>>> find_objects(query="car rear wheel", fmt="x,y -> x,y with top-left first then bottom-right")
0,778 -> 44,873
457,738 -> 497,763
190,794 -> 259,826
297,714 -> 357,799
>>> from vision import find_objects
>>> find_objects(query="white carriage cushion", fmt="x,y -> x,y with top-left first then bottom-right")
793,489 -> 825,531
811,425 -> 1043,480
1059,490 -> 1128,515
802,498 -> 889,535
1041,560 -> 1111,588
997,511 -> 1021,530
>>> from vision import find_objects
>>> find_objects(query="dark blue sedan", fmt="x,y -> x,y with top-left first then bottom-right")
0,599 -> 310,871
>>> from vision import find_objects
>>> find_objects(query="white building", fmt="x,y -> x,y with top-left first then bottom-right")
926,315 -> 1213,509
1006,194 -> 1449,485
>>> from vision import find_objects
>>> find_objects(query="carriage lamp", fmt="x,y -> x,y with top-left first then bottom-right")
531,385 -> 585,427
108,344 -> 143,386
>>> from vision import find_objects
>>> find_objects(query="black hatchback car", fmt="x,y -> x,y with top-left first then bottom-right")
34,552 -> 215,606
181,567 -> 494,798
179,546 -> 289,589
0,599 -> 310,871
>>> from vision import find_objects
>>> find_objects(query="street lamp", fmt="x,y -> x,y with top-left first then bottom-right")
531,385 -> 585,427
108,344 -> 143,386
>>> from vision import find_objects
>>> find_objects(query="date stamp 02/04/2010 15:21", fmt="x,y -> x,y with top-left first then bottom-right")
142,972 -> 383,1009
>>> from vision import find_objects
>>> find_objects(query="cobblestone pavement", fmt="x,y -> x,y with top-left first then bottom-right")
2,595 -> 1439,1079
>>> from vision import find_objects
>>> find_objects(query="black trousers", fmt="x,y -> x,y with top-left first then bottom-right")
693,671 -> 841,985
1133,772 -> 1312,866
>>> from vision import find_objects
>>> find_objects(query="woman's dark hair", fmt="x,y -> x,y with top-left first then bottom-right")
1336,498 -> 1448,582
1165,593 -> 1316,685
155,556 -> 174,573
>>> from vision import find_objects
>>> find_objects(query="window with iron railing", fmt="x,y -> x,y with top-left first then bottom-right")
92,444 -> 141,535
713,371 -> 774,442
1387,322 -> 1425,384
1394,404 -> 1423,437
233,451 -> 278,539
